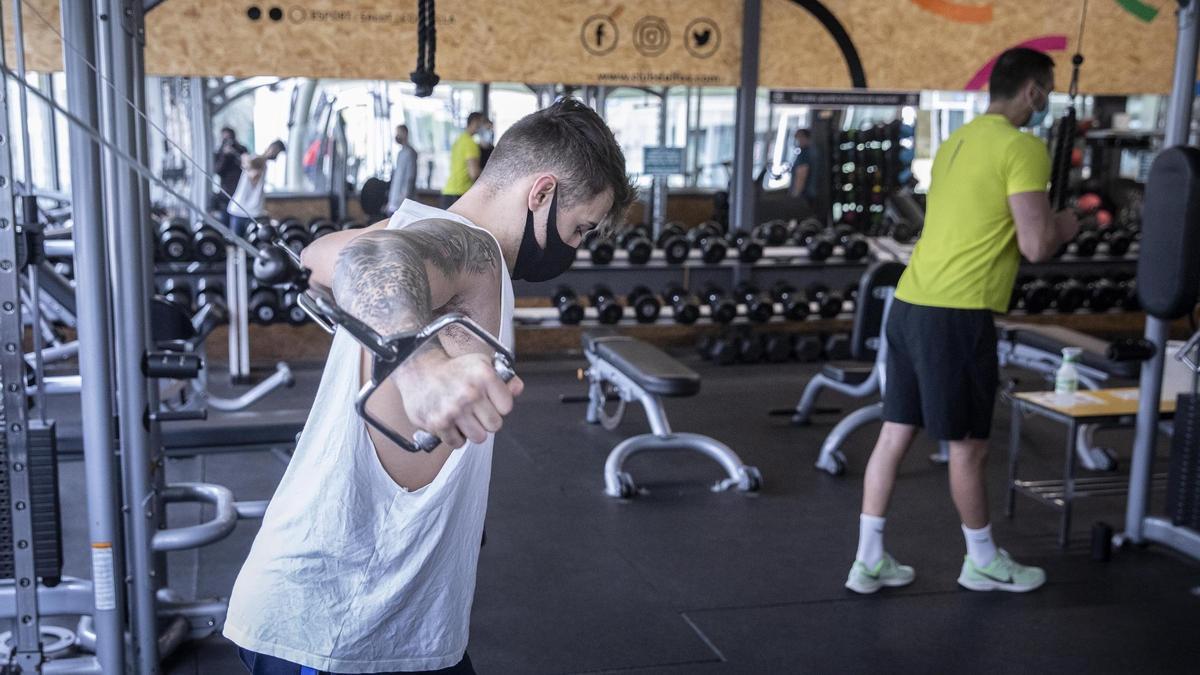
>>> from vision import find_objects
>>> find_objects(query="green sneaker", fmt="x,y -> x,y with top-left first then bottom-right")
845,553 -> 916,594
957,549 -> 1046,592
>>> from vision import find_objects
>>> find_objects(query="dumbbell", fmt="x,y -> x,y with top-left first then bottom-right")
196,278 -> 226,312
762,333 -> 792,363
753,219 -> 789,246
281,289 -> 310,326
889,218 -> 917,244
701,284 -> 738,324
788,218 -> 823,246
309,217 -> 338,240
662,284 -> 700,325
586,236 -> 615,265
688,222 -> 728,264
248,285 -> 281,325
1073,227 -> 1100,257
157,217 -> 193,261
551,286 -> 584,325
338,218 -> 363,230
792,334 -> 824,362
698,333 -> 738,365
192,222 -> 226,262
736,331 -> 764,364
1085,277 -> 1120,312
1117,276 -> 1140,311
771,282 -> 810,321
726,229 -> 764,263
805,283 -> 844,319
279,218 -> 314,255
1104,227 -> 1134,257
625,286 -> 661,324
619,227 -> 653,265
833,224 -> 869,261
656,223 -> 691,264
1053,277 -> 1086,313
734,282 -> 774,323
589,285 -> 624,325
800,227 -> 835,262
247,221 -> 278,249
161,278 -> 193,310
1016,277 -> 1053,314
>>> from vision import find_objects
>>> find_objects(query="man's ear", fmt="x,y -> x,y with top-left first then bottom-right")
526,175 -> 557,211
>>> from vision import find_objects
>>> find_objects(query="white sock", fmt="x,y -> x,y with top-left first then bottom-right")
962,523 -> 997,567
856,514 -> 886,567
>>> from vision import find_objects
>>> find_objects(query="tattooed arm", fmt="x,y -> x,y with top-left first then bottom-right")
330,218 -> 521,451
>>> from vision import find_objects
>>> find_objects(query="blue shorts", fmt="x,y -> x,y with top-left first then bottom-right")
238,648 -> 475,675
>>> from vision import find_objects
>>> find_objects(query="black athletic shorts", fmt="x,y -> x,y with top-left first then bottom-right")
881,299 -> 999,441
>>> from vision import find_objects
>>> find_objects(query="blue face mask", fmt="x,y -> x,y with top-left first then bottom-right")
1026,86 -> 1050,128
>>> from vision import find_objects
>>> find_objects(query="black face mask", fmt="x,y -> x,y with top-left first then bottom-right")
512,188 -> 577,282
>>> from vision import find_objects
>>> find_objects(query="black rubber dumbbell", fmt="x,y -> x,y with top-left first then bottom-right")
1017,277 -> 1053,314
247,222 -> 278,249
1117,276 -> 1140,311
734,282 -> 774,323
281,289 -> 310,326
586,236 -> 615,265
788,218 -> 823,246
657,222 -> 691,264
1073,228 -> 1101,257
619,227 -> 653,265
552,286 -> 585,325
192,222 -> 226,262
161,278 -> 193,311
196,278 -> 226,313
248,285 -> 281,325
590,285 -> 624,325
771,282 -> 810,321
795,226 -> 834,262
805,283 -> 844,319
843,281 -> 860,315
753,219 -> 790,247
700,333 -> 738,365
702,284 -> 738,324
1085,277 -> 1120,312
1104,227 -> 1134,257
735,330 -> 764,364
627,286 -> 662,324
833,224 -> 869,261
662,283 -> 700,325
1053,277 -> 1086,313
338,218 -> 363,230
279,218 -> 313,255
157,217 -> 193,261
688,222 -> 728,264
726,229 -> 764,263
792,334 -> 824,362
762,332 -> 792,363
309,217 -> 338,240
889,218 -> 917,244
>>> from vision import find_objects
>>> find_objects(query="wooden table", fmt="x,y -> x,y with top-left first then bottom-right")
1007,388 -> 1176,547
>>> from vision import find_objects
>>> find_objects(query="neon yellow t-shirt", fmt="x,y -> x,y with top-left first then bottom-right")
895,114 -> 1051,313
443,132 -> 481,196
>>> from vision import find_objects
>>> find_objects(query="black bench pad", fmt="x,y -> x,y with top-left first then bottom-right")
999,322 -> 1139,380
585,334 -> 701,397
820,363 -> 872,385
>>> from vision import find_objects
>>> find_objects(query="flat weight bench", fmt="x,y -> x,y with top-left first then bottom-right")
997,322 -> 1141,471
582,333 -> 762,498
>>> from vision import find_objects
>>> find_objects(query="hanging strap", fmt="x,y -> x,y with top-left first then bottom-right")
411,0 -> 440,97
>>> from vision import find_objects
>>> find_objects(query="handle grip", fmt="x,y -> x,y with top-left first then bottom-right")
411,354 -> 516,452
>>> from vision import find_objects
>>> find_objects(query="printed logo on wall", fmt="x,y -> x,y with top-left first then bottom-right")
633,16 -> 671,57
581,15 -> 619,56
684,18 -> 720,59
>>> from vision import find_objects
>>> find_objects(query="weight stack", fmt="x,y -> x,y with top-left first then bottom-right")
1166,393 -> 1200,530
0,420 -> 63,586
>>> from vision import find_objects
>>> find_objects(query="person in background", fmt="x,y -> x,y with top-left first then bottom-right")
844,48 -> 1079,596
789,128 -> 817,215
226,139 -> 286,238
213,127 -> 248,219
441,112 -> 492,209
386,124 -> 419,216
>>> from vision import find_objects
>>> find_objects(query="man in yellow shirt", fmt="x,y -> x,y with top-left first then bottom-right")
846,48 -> 1079,595
442,111 -> 492,208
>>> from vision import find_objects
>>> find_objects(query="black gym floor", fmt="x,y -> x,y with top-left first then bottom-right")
51,354 -> 1200,674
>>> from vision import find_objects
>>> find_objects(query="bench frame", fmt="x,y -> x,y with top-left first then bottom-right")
583,337 -> 761,498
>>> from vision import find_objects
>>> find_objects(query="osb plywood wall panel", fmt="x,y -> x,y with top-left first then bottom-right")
3,0 -> 1184,94
760,0 -> 1177,95
1,0 -> 62,74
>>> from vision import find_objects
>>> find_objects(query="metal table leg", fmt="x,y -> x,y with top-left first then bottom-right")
1007,401 -> 1021,518
1060,419 -> 1078,547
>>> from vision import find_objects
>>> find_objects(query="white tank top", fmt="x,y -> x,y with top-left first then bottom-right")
224,200 -> 515,672
226,160 -> 267,218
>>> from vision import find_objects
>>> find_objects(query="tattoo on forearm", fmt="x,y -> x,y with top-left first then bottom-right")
332,218 -> 497,338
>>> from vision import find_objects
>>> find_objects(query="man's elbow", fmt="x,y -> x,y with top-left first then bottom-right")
1018,240 -> 1051,263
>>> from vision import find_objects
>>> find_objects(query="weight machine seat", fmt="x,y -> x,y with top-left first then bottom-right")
583,333 -> 701,397
819,363 -> 873,385
998,322 -> 1139,379
849,261 -> 906,361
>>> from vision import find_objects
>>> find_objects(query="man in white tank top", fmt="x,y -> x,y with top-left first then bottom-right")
225,100 -> 635,674
226,139 -> 286,238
